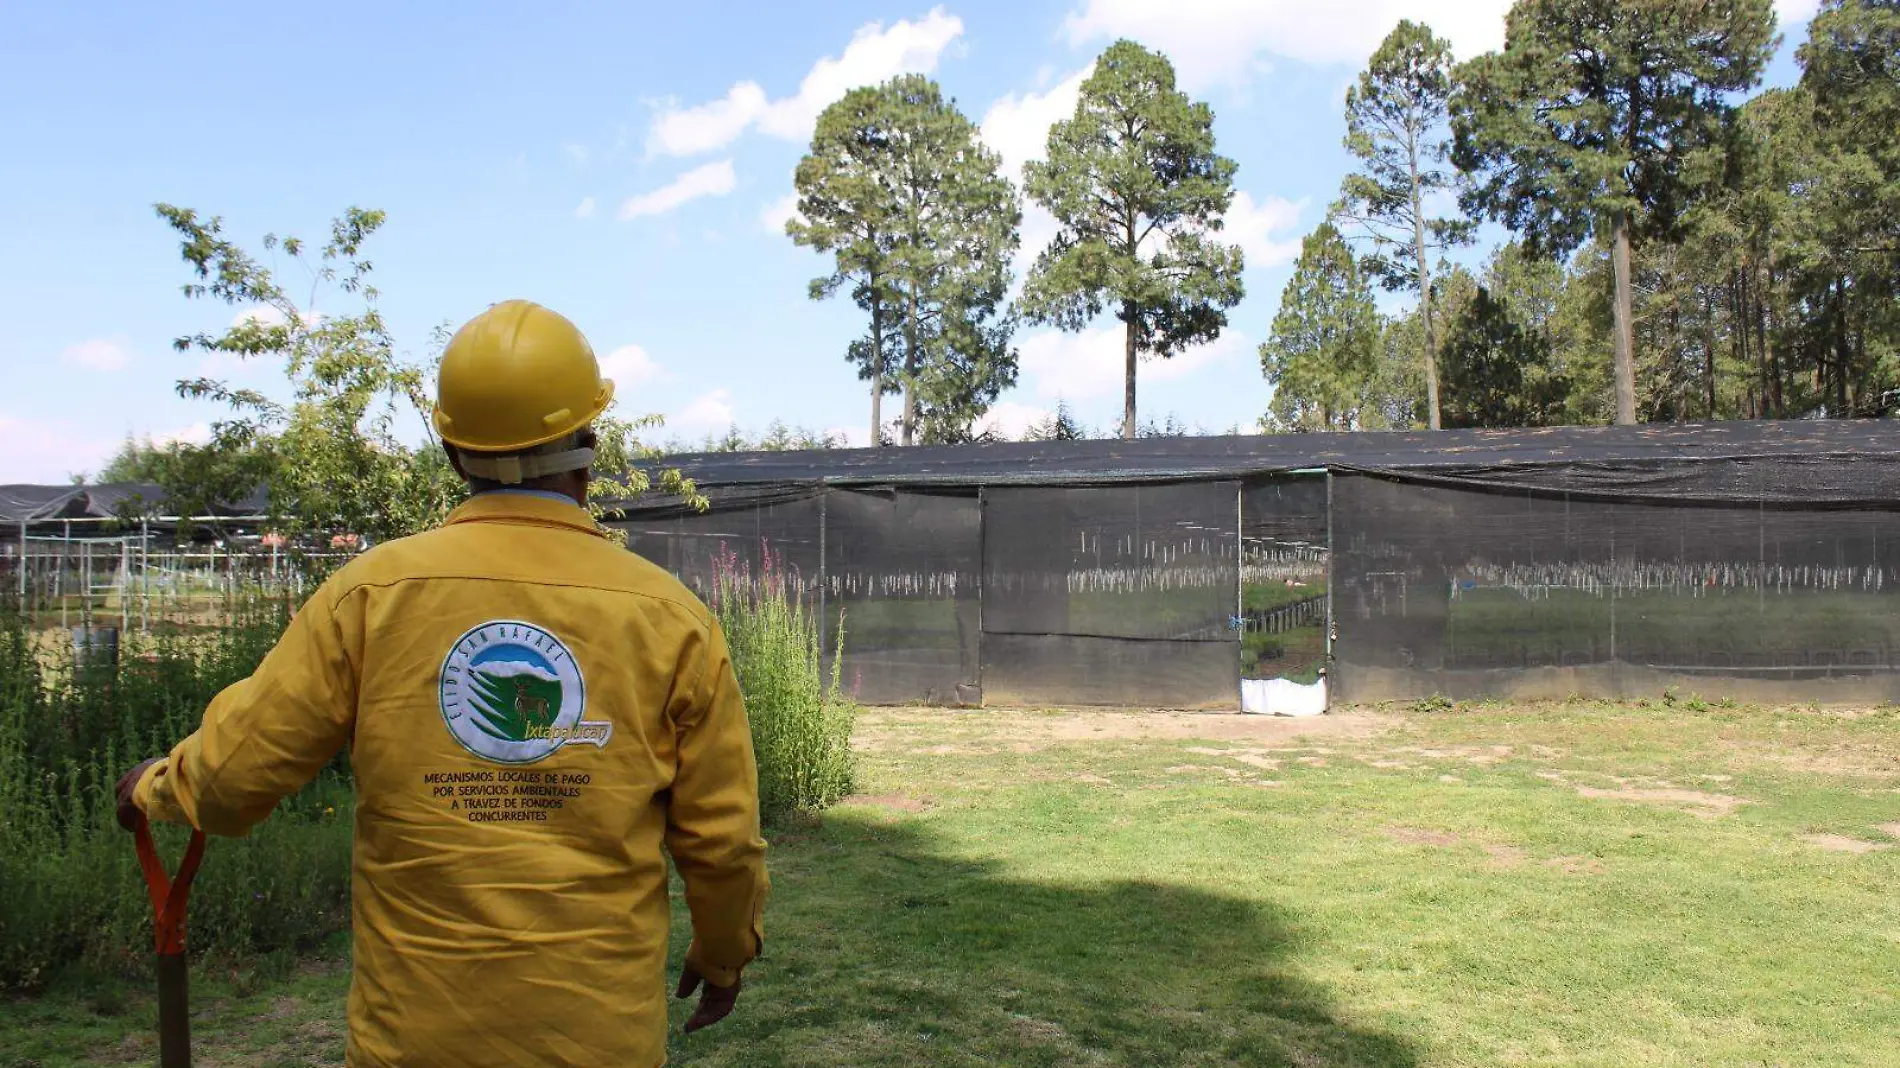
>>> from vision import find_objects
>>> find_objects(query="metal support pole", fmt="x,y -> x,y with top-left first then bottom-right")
16,520 -> 24,605
140,519 -> 150,635
60,519 -> 69,631
1324,470 -> 1335,712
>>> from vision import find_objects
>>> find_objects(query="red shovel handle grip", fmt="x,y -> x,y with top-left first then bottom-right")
131,812 -> 206,956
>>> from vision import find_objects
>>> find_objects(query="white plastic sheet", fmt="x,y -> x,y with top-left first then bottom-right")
1241,677 -> 1327,717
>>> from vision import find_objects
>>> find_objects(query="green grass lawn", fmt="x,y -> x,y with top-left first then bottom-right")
7,699 -> 1899,1066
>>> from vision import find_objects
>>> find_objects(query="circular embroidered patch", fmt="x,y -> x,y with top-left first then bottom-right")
438,619 -> 609,764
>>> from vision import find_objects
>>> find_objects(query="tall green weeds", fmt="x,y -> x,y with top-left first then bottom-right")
709,546 -> 858,823
0,544 -> 858,991
0,597 -> 351,991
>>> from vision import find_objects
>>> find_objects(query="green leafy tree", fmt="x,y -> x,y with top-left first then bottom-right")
156,203 -> 460,542
1450,0 -> 1777,425
1439,283 -> 1571,428
1789,0 -> 1900,414
1367,311 -> 1428,430
1334,20 -> 1473,430
789,89 -> 905,447
155,204 -> 689,546
1021,39 -> 1246,440
1021,400 -> 1092,441
790,77 -> 1022,447
1259,222 -> 1381,432
879,75 -> 1022,445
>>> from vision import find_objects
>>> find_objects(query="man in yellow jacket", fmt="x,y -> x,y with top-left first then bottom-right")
115,300 -> 769,1067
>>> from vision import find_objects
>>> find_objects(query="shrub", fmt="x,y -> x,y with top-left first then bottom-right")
708,546 -> 858,824
0,597 -> 351,991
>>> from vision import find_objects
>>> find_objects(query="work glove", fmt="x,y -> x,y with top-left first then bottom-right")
115,757 -> 161,832
675,963 -> 741,1033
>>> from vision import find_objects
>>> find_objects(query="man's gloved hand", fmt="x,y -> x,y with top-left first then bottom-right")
675,963 -> 740,1033
116,757 -> 160,832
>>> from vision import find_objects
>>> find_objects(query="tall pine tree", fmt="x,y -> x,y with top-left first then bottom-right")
1021,40 -> 1246,440
1334,20 -> 1472,431
1451,0 -> 1776,424
1260,222 -> 1381,432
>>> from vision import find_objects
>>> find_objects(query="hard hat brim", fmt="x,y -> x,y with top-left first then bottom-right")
435,379 -> 616,453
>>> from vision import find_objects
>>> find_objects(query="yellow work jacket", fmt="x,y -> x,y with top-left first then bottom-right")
134,490 -> 769,1067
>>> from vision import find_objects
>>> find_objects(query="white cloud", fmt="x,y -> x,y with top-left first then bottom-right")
232,306 -> 286,328
563,143 -> 591,167
1067,0 -> 1816,94
981,66 -> 1093,286
618,161 -> 737,220
1223,191 -> 1306,271
1016,325 -> 1250,401
575,196 -> 597,220
153,422 -> 212,447
669,389 -> 737,434
1776,0 -> 1822,25
974,400 -> 1055,441
598,344 -> 667,388
1062,0 -> 1514,90
759,192 -> 801,235
61,337 -> 132,372
647,7 -> 964,156
229,306 -> 320,330
980,65 -> 1091,187
650,83 -> 771,157
0,416 -> 117,483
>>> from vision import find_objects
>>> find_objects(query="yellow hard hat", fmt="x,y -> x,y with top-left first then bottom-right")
432,300 -> 616,453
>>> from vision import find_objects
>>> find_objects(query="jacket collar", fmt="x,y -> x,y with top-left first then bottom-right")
443,490 -> 608,539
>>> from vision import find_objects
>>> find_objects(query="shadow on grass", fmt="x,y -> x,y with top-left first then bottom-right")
667,811 -> 1419,1068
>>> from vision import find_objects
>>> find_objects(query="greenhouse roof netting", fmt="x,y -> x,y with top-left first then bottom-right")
0,483 -> 269,523
621,419 -> 1900,511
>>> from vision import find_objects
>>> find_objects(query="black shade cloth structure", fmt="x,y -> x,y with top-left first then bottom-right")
0,483 -> 269,525
616,419 -> 1900,503
607,418 -> 1900,709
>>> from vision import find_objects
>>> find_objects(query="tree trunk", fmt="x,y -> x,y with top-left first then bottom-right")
870,294 -> 884,447
1122,201 -> 1140,441
1759,266 -> 1779,418
1410,166 -> 1440,431
1833,275 -> 1850,417
903,284 -> 920,446
1703,286 -> 1717,419
1610,208 -> 1637,425
1122,304 -> 1138,440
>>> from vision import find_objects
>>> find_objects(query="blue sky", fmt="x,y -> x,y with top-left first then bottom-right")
0,0 -> 1819,483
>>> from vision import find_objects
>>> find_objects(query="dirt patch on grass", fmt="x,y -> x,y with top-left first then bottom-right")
1396,745 -> 1514,766
854,708 -> 1396,754
1570,784 -> 1751,818
1182,746 -> 1285,770
1387,826 -> 1462,847
1726,741 -> 1900,780
838,793 -> 930,813
1007,1014 -> 1071,1044
1800,833 -> 1891,854
1545,855 -> 1605,875
1483,843 -> 1529,868
1166,764 -> 1243,778
1879,822 -> 1900,840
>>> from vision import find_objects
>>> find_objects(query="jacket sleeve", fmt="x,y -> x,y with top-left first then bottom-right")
132,577 -> 360,838
664,618 -> 769,988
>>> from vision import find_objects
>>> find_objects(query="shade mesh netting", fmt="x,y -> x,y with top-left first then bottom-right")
1331,473 -> 1900,704
603,420 -> 1900,709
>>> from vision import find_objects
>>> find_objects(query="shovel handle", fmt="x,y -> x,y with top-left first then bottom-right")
131,813 -> 205,1068
131,813 -> 205,957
